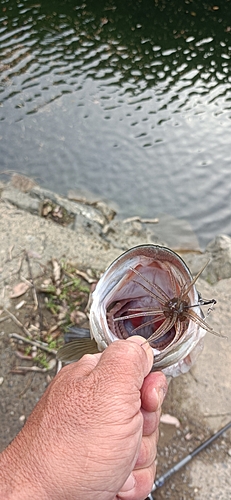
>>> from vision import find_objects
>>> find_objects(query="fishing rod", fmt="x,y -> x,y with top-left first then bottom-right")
146,420 -> 231,500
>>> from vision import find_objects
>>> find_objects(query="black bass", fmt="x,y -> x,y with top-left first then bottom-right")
58,244 -> 218,377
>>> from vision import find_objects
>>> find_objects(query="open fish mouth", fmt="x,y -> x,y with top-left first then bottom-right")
89,245 -> 218,377
58,245 -> 219,377
106,286 -> 179,351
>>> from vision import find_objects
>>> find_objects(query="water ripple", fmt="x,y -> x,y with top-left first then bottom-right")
1,1 -> 230,117
1,0 -> 231,244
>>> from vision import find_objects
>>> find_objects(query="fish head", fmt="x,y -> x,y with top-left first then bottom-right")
89,244 -> 208,377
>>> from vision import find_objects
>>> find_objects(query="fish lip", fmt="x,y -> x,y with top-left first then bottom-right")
100,244 -> 194,281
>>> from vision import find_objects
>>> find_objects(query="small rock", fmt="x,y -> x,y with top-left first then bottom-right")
104,218 -> 158,250
15,300 -> 26,310
48,358 -> 57,371
0,376 -> 4,385
32,186 -> 107,226
42,203 -> 53,216
19,415 -> 26,423
93,200 -> 116,223
228,449 -> 231,457
205,235 -> 231,283
1,187 -> 41,214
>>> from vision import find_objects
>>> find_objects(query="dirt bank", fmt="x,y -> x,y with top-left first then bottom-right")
0,175 -> 230,499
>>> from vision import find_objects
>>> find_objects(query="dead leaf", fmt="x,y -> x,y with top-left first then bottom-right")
52,206 -> 63,218
52,259 -> 61,283
58,305 -> 68,321
10,282 -> 30,298
160,413 -> 180,428
70,310 -> 87,325
185,432 -> 193,440
56,212 -> 63,219
42,204 -> 52,216
53,205 -> 60,213
75,268 -> 96,284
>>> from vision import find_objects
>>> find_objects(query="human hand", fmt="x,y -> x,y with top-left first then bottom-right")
0,336 -> 167,500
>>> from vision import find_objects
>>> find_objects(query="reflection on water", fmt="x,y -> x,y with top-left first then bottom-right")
1,0 -> 231,247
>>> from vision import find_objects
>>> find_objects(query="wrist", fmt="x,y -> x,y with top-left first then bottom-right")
0,432 -> 49,500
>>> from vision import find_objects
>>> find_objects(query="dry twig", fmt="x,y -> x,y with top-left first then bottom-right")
0,315 -> 10,323
4,308 -> 32,338
18,374 -> 34,397
9,332 -> 57,355
123,216 -> 159,224
10,366 -> 52,373
25,251 -> 41,318
75,269 -> 96,284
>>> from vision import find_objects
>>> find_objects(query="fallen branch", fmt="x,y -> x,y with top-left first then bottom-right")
15,351 -> 33,360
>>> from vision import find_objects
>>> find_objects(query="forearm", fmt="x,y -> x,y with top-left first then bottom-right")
0,432 -> 49,500
0,422 -> 115,500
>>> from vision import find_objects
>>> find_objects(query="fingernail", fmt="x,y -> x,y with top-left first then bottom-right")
140,340 -> 154,364
157,386 -> 167,407
120,473 -> 136,492
128,336 -> 154,374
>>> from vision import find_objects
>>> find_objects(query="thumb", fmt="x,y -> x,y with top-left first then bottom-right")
92,336 -> 154,391
126,335 -> 154,377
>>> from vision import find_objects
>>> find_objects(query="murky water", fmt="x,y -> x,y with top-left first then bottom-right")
1,0 -> 231,248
